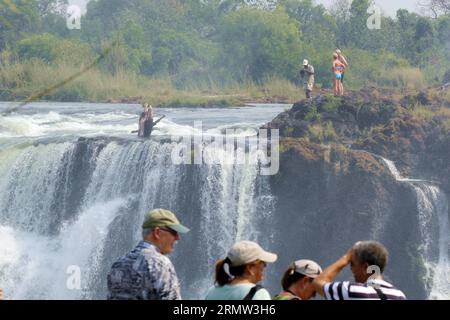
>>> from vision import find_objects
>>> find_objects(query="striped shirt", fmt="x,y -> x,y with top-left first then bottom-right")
324,279 -> 406,300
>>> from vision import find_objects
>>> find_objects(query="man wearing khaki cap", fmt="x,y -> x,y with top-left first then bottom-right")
107,209 -> 190,300
274,259 -> 322,300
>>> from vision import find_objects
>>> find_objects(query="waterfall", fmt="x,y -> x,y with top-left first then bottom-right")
382,158 -> 450,299
0,137 -> 274,299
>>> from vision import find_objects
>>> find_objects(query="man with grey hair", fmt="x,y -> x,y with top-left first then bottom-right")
313,241 -> 406,300
107,208 -> 190,300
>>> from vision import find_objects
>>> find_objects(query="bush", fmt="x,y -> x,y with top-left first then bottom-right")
305,105 -> 321,121
381,67 -> 425,89
18,33 -> 60,63
443,70 -> 450,84
308,121 -> 336,143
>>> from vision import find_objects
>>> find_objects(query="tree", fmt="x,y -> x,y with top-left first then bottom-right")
330,0 -> 352,46
0,0 -> 40,50
395,9 -> 419,58
348,0 -> 371,49
419,0 -> 450,17
37,0 -> 67,16
414,17 -> 435,54
280,0 -> 337,47
18,33 -> 60,63
218,7 -> 302,82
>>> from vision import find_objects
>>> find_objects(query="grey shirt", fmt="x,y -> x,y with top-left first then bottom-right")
301,65 -> 315,90
107,240 -> 182,300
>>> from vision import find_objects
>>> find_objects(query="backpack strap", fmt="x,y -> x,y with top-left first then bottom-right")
243,285 -> 263,300
374,287 -> 388,300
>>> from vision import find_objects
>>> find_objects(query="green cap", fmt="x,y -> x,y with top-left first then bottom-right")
142,208 -> 190,234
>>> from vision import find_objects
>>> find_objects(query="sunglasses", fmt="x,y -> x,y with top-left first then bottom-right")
159,227 -> 179,237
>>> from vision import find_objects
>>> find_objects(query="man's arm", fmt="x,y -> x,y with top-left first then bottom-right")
312,249 -> 352,297
340,55 -> 349,68
305,66 -> 314,75
152,115 -> 165,126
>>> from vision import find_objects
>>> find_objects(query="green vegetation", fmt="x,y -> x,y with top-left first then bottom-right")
321,96 -> 341,112
305,105 -> 321,121
307,121 -> 337,143
0,0 -> 450,104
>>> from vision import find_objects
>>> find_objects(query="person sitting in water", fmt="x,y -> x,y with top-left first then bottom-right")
138,103 -> 150,137
142,115 -> 165,138
136,103 -> 164,138
273,259 -> 322,300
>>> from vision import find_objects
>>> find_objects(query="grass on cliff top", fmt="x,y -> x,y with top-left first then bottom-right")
0,58 -> 303,105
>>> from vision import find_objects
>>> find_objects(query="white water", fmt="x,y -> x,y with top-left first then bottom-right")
0,199 -> 128,299
382,159 -> 425,183
382,157 -> 450,299
0,102 -> 287,139
0,103 -> 280,299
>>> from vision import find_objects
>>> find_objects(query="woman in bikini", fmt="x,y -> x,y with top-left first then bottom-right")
332,53 -> 345,96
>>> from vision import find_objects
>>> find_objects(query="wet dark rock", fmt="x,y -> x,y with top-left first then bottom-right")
263,87 -> 450,299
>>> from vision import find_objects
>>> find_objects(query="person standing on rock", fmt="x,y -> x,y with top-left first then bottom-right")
107,208 -> 190,300
335,48 -> 348,88
300,59 -> 315,99
332,53 -> 345,97
312,241 -> 407,300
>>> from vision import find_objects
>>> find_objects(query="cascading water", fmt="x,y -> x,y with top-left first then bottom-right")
382,158 -> 450,299
0,103 -> 282,299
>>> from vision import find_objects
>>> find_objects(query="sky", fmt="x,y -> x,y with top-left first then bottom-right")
316,0 -> 421,16
68,0 -> 422,16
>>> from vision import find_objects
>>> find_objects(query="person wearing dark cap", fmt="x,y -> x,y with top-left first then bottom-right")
107,208 -> 189,300
205,240 -> 277,300
273,259 -> 322,300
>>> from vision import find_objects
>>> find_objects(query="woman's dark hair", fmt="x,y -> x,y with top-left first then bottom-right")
215,258 -> 247,286
281,267 -> 306,291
